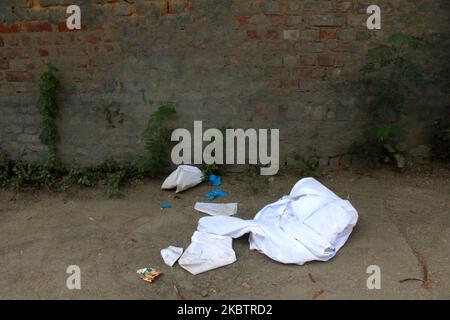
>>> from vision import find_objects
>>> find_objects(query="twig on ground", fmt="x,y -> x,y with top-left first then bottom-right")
312,288 -> 325,299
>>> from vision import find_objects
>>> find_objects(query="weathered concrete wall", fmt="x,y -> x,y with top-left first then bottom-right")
0,0 -> 449,166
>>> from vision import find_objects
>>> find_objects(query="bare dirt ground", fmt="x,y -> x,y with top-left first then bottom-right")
0,164 -> 449,300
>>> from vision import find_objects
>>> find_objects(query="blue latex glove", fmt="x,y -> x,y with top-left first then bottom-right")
208,174 -> 221,186
204,189 -> 228,200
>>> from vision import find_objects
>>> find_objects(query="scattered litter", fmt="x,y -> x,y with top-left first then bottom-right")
137,267 -> 162,283
182,178 -> 358,274
128,238 -> 138,244
308,273 -> 317,283
161,246 -> 183,267
162,165 -> 204,193
178,231 -> 236,275
160,203 -> 172,209
194,202 -> 237,216
208,174 -> 221,186
312,288 -> 325,299
204,189 -> 228,200
89,217 -> 95,222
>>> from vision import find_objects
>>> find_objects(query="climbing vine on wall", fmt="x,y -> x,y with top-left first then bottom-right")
135,101 -> 178,177
38,63 -> 60,167
352,32 -> 431,169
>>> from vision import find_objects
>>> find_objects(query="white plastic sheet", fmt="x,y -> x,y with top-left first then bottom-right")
178,231 -> 236,275
180,178 -> 358,274
160,246 -> 184,267
161,165 -> 204,193
194,202 -> 238,216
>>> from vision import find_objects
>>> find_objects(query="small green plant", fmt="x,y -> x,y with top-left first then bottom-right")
353,32 -> 431,169
431,118 -> 450,161
0,102 -> 179,196
200,127 -> 228,178
136,102 -> 177,177
68,168 -> 94,187
0,161 -> 55,190
106,170 -> 127,198
38,63 -> 60,167
201,163 -> 223,178
244,165 -> 268,194
99,160 -> 136,198
285,156 -> 321,177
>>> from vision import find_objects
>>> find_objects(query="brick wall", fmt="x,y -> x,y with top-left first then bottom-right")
0,0 -> 449,166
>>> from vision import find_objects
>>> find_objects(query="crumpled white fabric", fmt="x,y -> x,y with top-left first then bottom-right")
178,231 -> 236,275
179,178 -> 358,274
161,165 -> 204,193
160,246 -> 184,267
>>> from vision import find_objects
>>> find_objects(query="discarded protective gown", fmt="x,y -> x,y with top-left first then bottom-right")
179,178 -> 358,274
178,231 -> 236,275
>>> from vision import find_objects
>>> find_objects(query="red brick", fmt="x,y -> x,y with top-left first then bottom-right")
54,36 -> 67,46
319,29 -> 336,39
57,46 -> 88,56
161,3 -> 176,15
104,45 -> 114,52
0,58 -> 9,70
299,55 -> 317,66
318,55 -> 335,66
36,36 -> 52,46
185,2 -> 194,12
0,48 -> 23,59
247,30 -> 260,40
295,67 -> 326,79
12,23 -> 21,33
236,16 -> 249,26
87,35 -> 100,44
58,21 -> 69,32
269,15 -> 288,26
0,23 -> 22,33
5,71 -> 33,82
337,1 -> 352,11
266,30 -> 278,39
268,67 -> 289,78
25,21 -> 52,33
21,35 -> 32,46
5,36 -> 19,46
38,49 -> 49,57
255,105 -> 266,117
282,79 -> 299,89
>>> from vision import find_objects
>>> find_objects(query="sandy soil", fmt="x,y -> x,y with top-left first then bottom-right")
0,164 -> 449,299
